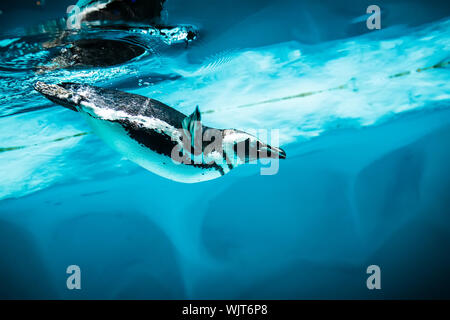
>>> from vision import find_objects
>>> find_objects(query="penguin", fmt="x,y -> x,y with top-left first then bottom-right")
34,81 -> 286,183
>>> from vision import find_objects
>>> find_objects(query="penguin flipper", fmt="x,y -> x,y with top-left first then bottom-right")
182,106 -> 202,148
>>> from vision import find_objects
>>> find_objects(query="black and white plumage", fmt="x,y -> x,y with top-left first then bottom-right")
34,82 -> 286,183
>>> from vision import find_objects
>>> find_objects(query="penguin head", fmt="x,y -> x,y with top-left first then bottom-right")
221,129 -> 286,165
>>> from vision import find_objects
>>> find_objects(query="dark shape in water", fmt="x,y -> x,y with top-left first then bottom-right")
47,39 -> 145,70
74,0 -> 166,24
37,0 -> 195,73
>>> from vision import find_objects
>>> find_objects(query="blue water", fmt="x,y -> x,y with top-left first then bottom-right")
0,0 -> 450,299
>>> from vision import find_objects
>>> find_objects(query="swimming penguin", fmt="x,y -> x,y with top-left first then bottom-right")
34,81 -> 286,183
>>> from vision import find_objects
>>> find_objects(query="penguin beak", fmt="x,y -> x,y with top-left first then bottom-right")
273,145 -> 287,159
34,81 -> 81,112
258,144 -> 287,160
